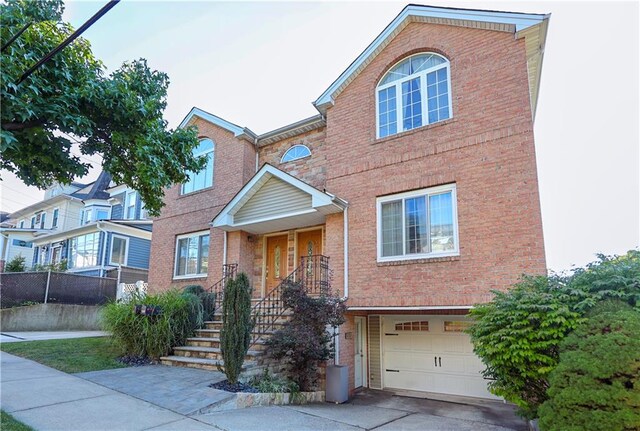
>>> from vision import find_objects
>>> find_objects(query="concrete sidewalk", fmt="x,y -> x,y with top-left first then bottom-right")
0,352 -> 218,431
0,331 -> 109,343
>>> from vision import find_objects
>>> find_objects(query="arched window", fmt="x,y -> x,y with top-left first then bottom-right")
182,138 -> 214,194
281,145 -> 311,163
376,53 -> 451,138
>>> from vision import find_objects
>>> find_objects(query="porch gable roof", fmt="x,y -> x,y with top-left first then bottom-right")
211,164 -> 346,234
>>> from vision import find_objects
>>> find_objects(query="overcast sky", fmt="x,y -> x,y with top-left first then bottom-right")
1,1 -> 638,273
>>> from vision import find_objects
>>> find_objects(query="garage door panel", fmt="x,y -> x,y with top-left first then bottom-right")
382,316 -> 498,400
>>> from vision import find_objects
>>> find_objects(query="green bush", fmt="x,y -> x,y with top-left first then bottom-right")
181,285 -> 216,322
220,273 -> 253,384
250,369 -> 300,394
468,250 -> 640,419
102,289 -> 202,359
5,255 -> 26,272
538,303 -> 640,431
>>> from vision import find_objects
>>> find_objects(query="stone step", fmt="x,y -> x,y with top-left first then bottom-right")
195,328 -> 276,338
159,355 -> 258,372
186,337 -> 269,350
173,345 -> 262,361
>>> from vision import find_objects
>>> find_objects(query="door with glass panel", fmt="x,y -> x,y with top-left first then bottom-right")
265,235 -> 288,293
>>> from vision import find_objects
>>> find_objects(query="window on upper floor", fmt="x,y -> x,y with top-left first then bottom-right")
96,209 -> 109,221
182,139 -> 214,194
39,212 -> 46,229
30,216 -> 35,228
281,145 -> 311,163
174,231 -> 209,278
125,192 -> 137,219
19,220 -> 25,229
377,184 -> 458,262
52,209 -> 59,228
376,53 -> 452,139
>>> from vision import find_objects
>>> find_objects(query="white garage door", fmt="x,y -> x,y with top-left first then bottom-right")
382,316 -> 497,399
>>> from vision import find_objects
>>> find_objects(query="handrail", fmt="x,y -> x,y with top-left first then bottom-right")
249,255 -> 329,347
209,263 -> 238,311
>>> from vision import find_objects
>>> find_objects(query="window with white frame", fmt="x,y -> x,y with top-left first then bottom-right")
30,216 -> 35,228
19,220 -> 25,229
39,212 -> 46,229
110,235 -> 128,266
281,145 -> 311,163
376,53 -> 452,138
139,200 -> 148,219
182,139 -> 214,194
125,192 -> 137,219
52,209 -> 59,228
69,232 -> 100,268
174,231 -> 209,278
95,209 -> 109,221
377,184 -> 458,261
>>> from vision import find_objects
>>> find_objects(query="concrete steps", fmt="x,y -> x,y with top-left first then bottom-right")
159,355 -> 257,372
172,345 -> 261,361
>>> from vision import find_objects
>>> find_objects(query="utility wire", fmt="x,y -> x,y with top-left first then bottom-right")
15,0 -> 121,86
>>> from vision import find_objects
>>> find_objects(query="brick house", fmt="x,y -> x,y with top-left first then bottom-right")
149,5 -> 549,399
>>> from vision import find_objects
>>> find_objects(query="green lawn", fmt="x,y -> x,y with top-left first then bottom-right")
0,337 -> 126,373
1,411 -> 35,431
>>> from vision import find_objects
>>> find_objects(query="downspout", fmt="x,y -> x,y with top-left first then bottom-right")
222,230 -> 227,267
97,222 -> 109,277
343,205 -> 349,299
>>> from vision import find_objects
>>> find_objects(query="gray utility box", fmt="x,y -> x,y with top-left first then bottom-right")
326,365 -> 349,404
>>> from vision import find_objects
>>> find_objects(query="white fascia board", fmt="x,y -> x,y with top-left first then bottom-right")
106,184 -> 129,196
178,107 -> 257,140
314,5 -> 547,109
100,222 -> 152,241
211,164 -> 339,228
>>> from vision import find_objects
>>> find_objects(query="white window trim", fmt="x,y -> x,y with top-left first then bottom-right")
376,184 -> 459,263
52,208 -> 59,228
280,145 -> 312,163
173,230 -> 210,279
19,220 -> 25,229
125,191 -> 138,220
39,212 -> 47,229
109,234 -> 129,266
181,139 -> 215,195
30,216 -> 36,228
375,53 -> 453,139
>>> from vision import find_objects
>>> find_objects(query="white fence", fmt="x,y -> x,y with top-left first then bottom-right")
116,280 -> 148,302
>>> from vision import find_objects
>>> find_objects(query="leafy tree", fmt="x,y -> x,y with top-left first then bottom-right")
538,303 -> 640,431
468,250 -> 640,419
219,273 -> 253,384
4,255 -> 27,272
1,0 -> 203,215
266,281 -> 346,391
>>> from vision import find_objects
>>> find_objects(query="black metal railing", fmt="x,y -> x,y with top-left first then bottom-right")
209,263 -> 238,311
250,255 -> 330,347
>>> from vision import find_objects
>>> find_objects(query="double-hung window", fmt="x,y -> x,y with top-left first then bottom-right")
110,235 -> 128,266
174,231 -> 209,278
377,184 -> 458,261
376,53 -> 452,138
39,212 -> 46,229
52,209 -> 59,228
182,139 -> 214,194
125,192 -> 137,219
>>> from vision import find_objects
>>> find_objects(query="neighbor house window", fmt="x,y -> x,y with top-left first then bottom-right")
110,235 -> 128,266
69,232 -> 100,268
125,192 -> 137,219
19,220 -> 25,229
377,184 -> 458,261
281,145 -> 311,163
174,231 -> 209,278
376,53 -> 451,138
52,209 -> 59,228
39,212 -> 46,229
95,209 -> 109,221
182,139 -> 214,194
30,216 -> 35,228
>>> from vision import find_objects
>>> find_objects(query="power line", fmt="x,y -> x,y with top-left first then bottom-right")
15,0 -> 121,86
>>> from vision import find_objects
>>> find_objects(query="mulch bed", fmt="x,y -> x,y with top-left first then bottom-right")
209,380 -> 259,393
117,355 -> 157,367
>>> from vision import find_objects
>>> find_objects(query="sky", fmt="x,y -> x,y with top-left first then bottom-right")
1,1 -> 638,273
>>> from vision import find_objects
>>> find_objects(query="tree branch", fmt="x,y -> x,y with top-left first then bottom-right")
1,119 -> 45,131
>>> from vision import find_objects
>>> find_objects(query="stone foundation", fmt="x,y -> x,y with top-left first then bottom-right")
205,391 -> 325,412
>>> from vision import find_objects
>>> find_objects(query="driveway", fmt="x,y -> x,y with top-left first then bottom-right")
3,352 -> 526,430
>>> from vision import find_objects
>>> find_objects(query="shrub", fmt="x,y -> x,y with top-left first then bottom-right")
220,272 -> 253,384
468,250 -> 640,419
250,369 -> 300,394
181,285 -> 216,322
102,289 -> 202,359
538,303 -> 640,431
5,255 -> 26,272
265,281 -> 346,391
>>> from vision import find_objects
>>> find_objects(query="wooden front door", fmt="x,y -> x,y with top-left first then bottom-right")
265,235 -> 288,293
296,229 -> 322,267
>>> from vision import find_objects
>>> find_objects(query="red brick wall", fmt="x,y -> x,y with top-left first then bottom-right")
258,128 -> 327,190
148,117 -> 257,291
322,22 -> 546,307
